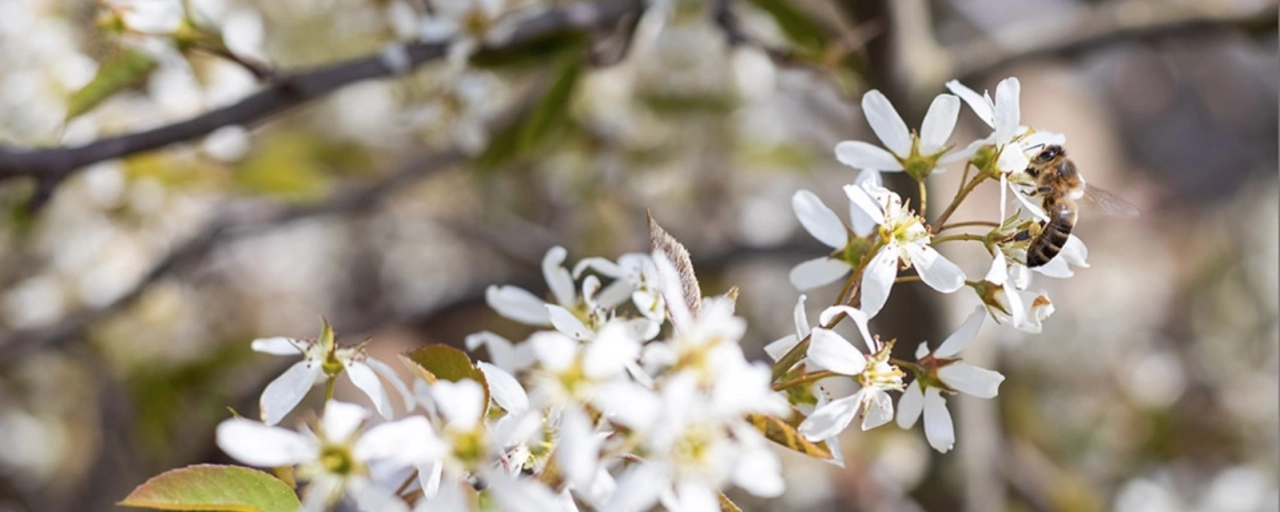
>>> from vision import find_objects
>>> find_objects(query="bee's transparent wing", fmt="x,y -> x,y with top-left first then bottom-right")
1082,185 -> 1140,217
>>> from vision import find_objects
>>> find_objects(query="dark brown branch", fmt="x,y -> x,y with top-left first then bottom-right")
0,0 -> 643,188
952,0 -> 1278,82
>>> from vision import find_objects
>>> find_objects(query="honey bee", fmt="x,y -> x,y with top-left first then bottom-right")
1023,145 -> 1139,267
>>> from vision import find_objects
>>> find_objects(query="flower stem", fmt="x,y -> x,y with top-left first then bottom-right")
324,376 -> 336,403
932,174 -> 988,233
917,179 -> 928,218
772,243 -> 878,381
932,233 -> 987,244
771,370 -> 839,391
937,220 -> 999,232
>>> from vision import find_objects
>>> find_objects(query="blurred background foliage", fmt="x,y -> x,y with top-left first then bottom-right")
0,0 -> 1275,511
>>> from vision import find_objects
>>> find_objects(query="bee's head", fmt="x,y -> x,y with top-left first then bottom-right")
1034,145 -> 1064,164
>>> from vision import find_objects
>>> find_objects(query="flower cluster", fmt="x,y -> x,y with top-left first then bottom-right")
136,75 -> 1130,512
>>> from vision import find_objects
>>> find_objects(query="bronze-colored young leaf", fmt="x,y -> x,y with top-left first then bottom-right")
401,344 -> 490,412
648,214 -> 701,324
746,412 -> 834,460
119,464 -> 300,512
66,49 -> 158,122
718,491 -> 744,512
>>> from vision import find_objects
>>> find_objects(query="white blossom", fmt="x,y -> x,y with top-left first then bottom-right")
845,180 -> 965,318
797,305 -> 904,439
834,90 -> 961,179
788,170 -> 881,291
217,401 -> 441,512
896,307 -> 1005,453
252,329 -> 412,426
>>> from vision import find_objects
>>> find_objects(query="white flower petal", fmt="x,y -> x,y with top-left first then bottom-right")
591,381 -> 660,430
348,478 -> 410,512
345,361 -> 394,420
583,322 -> 640,380
843,182 -> 887,229
788,258 -> 852,291
997,143 -> 1030,173
792,190 -> 849,249
322,401 -> 370,441
595,280 -> 634,310
486,471 -> 565,512
861,90 -> 912,156
529,331 -> 578,372
859,245 -> 900,318
486,285 -> 552,326
356,416 -> 440,465
993,77 -> 1021,144
905,243 -> 966,293
216,418 -> 313,467
936,306 -> 987,358
251,337 -> 305,356
922,388 -> 956,453
806,328 -> 867,375
465,331 -> 532,372
477,362 -> 529,413
300,475 -> 340,512
733,448 -> 785,497
542,246 -> 577,307
985,252 -> 1009,284
557,408 -> 599,490
1013,187 -> 1049,221
792,294 -> 810,338
572,256 -> 625,279
764,335 -> 798,362
835,141 -> 903,171
896,381 -> 924,429
547,304 -> 593,341
919,94 -> 960,153
798,394 -> 860,440
945,80 -> 994,127
1024,130 -> 1066,148
432,379 -> 485,431
816,305 -> 874,350
938,363 -> 1005,399
859,389 -> 895,430
259,361 -> 323,425
364,357 -> 416,413
605,463 -> 665,512
672,481 -> 719,512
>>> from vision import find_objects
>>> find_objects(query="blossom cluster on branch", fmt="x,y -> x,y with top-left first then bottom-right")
122,74 -> 1135,512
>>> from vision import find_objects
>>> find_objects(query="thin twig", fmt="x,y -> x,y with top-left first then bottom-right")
951,0 -> 1277,81
0,0 -> 644,190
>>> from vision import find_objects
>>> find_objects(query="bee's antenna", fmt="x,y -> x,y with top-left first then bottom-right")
1026,143 -> 1045,152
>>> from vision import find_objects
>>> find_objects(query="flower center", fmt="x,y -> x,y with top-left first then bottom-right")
318,444 -> 359,475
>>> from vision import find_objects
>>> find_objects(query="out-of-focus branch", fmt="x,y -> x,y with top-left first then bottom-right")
0,149 -> 466,363
0,0 -> 644,192
951,0 -> 1278,82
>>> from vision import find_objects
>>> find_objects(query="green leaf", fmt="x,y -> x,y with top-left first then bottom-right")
66,49 -> 158,122
745,0 -> 831,52
746,411 -> 834,460
401,344 -> 490,412
476,57 -> 582,171
119,464 -> 300,512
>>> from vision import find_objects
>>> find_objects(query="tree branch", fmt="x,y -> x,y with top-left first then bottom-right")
0,0 -> 643,188
951,0 -> 1278,82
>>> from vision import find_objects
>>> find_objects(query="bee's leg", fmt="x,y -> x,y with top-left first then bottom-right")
1037,185 -> 1053,195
